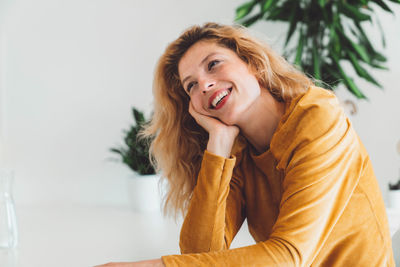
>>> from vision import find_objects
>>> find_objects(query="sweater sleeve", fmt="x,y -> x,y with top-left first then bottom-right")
161,88 -> 365,266
177,149 -> 246,254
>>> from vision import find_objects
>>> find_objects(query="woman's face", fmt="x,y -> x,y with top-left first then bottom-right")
178,40 -> 261,125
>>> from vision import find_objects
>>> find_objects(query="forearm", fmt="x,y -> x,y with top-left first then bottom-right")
179,150 -> 236,254
95,258 -> 165,267
162,238 -> 298,267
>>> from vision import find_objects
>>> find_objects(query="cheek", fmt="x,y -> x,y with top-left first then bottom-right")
191,94 -> 210,115
244,75 -> 261,98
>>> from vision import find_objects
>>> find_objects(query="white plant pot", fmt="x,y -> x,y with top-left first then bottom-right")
126,173 -> 162,213
389,190 -> 400,209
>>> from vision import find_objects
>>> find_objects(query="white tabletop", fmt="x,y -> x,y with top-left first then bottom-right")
0,205 -> 398,267
0,204 -> 254,267
0,205 -> 183,267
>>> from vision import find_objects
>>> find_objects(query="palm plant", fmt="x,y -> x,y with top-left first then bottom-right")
235,0 -> 400,99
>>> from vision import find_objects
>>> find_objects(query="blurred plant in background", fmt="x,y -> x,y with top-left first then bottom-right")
110,108 -> 155,175
235,0 -> 400,99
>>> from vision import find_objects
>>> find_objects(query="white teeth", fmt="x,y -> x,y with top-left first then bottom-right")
212,90 -> 229,107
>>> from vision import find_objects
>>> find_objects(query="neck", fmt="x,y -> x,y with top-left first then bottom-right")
236,89 -> 286,154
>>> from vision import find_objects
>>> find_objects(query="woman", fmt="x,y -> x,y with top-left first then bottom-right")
97,23 -> 394,266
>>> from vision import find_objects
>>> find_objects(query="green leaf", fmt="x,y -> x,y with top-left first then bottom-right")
262,0 -> 275,12
370,63 -> 389,70
235,1 -> 256,21
284,3 -> 299,46
333,57 -> 366,99
330,27 -> 342,55
312,45 -> 321,80
338,2 -> 371,21
266,1 -> 293,21
110,148 -> 123,155
133,108 -> 145,125
295,30 -> 304,67
343,74 -> 366,99
347,51 -> 381,87
241,13 -> 263,27
353,22 -> 388,65
371,0 -> 393,13
353,22 -> 374,51
267,8 -> 283,20
376,17 -> 387,47
321,6 -> 332,23
318,0 -> 327,7
372,51 -> 387,62
350,42 -> 370,63
339,31 -> 371,63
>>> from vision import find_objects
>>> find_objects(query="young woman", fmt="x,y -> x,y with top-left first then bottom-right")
97,23 -> 394,266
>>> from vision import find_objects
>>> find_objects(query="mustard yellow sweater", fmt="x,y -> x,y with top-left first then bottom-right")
161,87 -> 394,266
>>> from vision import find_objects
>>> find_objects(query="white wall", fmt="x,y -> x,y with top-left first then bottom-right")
0,0 -> 399,208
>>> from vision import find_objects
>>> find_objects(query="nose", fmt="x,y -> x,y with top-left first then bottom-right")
200,80 -> 215,94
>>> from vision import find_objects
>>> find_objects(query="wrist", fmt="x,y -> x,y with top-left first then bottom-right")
207,131 -> 236,158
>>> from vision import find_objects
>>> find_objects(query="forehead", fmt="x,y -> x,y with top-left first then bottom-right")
178,40 -> 234,79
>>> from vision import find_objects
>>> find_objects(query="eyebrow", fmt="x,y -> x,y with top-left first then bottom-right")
181,52 -> 219,88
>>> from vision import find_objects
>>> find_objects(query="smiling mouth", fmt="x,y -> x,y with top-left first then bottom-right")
209,87 -> 232,109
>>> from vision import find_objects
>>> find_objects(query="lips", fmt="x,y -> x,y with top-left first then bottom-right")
208,87 -> 232,109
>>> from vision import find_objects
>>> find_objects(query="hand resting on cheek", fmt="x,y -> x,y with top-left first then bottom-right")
189,101 -> 239,158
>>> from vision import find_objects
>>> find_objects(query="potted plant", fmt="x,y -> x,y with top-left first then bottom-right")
110,108 -> 161,213
234,0 -> 400,99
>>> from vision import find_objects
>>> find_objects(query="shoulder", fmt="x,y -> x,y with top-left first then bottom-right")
275,86 -> 345,140
271,86 -> 351,168
285,86 -> 342,127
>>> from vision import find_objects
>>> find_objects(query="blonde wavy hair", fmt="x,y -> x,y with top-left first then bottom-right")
141,22 -> 313,218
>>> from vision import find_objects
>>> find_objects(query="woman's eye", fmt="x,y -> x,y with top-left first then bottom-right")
208,60 -> 220,71
186,82 -> 194,93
